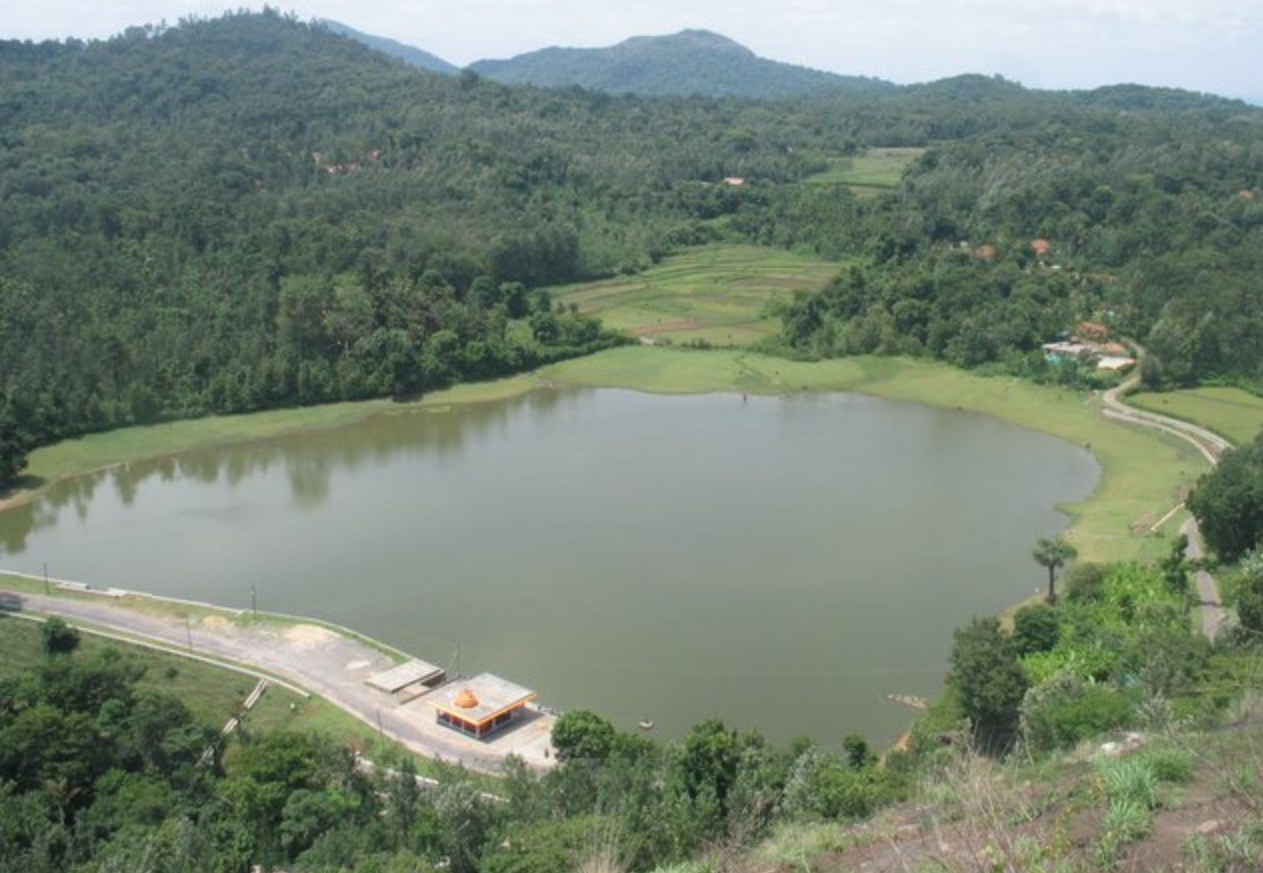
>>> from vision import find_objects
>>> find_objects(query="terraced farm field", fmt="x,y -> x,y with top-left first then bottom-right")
555,244 -> 840,346
1131,386 -> 1263,446
803,146 -> 926,193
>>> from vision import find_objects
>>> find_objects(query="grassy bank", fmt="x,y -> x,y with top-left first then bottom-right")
2,373 -> 539,511
1131,386 -> 1263,446
3,346 -> 1204,566
542,347 -> 1206,563
553,244 -> 839,346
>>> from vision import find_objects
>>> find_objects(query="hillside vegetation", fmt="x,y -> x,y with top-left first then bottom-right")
315,19 -> 459,74
4,11 -> 1263,487
5,547 -> 1262,873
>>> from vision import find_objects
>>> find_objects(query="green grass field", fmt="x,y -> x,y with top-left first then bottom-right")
1130,386 -> 1263,446
554,245 -> 839,346
802,147 -> 927,193
542,347 -> 1206,563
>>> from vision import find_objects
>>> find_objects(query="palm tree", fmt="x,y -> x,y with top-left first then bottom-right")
1033,535 -> 1078,604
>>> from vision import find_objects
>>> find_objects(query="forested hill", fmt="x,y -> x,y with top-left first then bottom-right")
315,19 -> 458,74
1,9 -> 1261,487
0,10 -> 830,480
469,29 -> 892,99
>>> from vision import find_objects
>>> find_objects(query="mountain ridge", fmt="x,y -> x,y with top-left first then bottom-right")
316,18 -> 458,74
468,28 -> 893,99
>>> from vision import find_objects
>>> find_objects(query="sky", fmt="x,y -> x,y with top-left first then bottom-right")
1,0 -> 1260,99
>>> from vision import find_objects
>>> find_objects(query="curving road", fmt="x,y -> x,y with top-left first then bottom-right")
0,584 -> 556,773
1102,370 -> 1227,640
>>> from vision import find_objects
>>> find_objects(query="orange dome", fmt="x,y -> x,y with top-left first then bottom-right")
454,689 -> 479,709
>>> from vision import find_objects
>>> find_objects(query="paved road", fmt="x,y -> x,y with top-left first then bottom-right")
1102,376 -> 1233,463
1102,370 -> 1227,640
1181,517 -> 1226,641
0,587 -> 555,772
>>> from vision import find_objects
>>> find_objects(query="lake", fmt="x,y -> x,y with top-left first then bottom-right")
0,388 -> 1098,746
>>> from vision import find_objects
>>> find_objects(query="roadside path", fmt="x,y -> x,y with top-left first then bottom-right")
1181,518 -> 1225,641
1102,371 -> 1227,640
0,586 -> 555,772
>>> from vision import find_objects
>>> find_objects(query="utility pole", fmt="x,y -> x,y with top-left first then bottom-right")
43,562 -> 50,595
185,616 -> 193,652
251,583 -> 257,618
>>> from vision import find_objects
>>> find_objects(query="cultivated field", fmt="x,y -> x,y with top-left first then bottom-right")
803,146 -> 927,193
554,244 -> 839,346
1131,386 -> 1263,446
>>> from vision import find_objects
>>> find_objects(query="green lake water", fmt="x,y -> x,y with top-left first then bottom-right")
0,389 -> 1098,746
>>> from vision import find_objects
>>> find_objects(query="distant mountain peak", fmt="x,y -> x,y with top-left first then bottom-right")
624,29 -> 755,55
469,29 -> 890,100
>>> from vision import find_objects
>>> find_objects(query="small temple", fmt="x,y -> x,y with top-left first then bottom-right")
427,673 -> 536,739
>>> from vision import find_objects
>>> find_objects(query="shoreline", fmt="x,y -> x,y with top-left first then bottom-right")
2,348 -> 1205,565
0,571 -> 557,774
0,349 -> 1216,758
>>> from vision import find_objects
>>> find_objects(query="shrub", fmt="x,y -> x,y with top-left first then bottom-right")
1021,673 -> 1134,754
1013,604 -> 1060,656
40,617 -> 80,656
1235,547 -> 1263,633
1099,757 -> 1159,809
1064,562 -> 1107,602
1137,747 -> 1196,784
813,761 -> 882,820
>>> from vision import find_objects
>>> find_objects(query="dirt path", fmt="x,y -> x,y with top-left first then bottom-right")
1103,371 -> 1227,640
0,586 -> 555,773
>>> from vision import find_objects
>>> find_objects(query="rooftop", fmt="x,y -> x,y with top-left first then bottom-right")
367,659 -> 445,693
427,673 -> 536,724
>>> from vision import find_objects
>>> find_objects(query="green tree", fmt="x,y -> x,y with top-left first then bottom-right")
841,734 -> 874,770
1236,546 -> 1263,634
1160,533 -> 1191,602
1012,603 -> 1060,656
551,709 -> 616,764
1064,562 -> 1107,603
40,617 -> 80,656
1033,535 -> 1078,604
0,396 -> 32,488
948,617 -> 1028,750
1188,435 -> 1263,562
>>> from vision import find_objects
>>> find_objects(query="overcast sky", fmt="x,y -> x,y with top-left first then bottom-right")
2,0 -> 1260,99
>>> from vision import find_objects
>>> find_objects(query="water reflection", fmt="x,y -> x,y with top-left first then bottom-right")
1,388 -> 574,552
0,387 -> 1098,744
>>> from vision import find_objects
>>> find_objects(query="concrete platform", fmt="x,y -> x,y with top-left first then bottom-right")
366,659 -> 445,693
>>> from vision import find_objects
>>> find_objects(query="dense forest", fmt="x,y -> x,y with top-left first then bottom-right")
740,98 -> 1263,383
2,9 -> 1262,488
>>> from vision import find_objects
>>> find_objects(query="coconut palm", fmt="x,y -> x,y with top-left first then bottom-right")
1033,535 -> 1078,604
